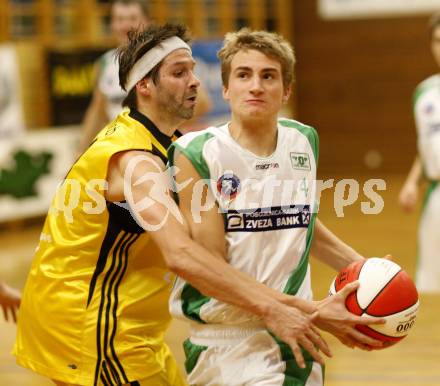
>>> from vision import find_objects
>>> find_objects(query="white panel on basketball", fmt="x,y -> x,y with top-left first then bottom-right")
328,278 -> 336,296
366,300 -> 419,337
357,258 -> 401,309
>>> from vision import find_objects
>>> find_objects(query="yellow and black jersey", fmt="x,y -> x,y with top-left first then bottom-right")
14,109 -> 184,385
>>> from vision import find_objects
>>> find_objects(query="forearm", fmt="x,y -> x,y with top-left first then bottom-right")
79,110 -> 107,152
404,156 -> 422,186
310,219 -> 363,271
159,227 -> 315,318
78,88 -> 108,153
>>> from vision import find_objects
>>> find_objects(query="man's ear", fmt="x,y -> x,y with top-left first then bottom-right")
222,85 -> 229,101
282,85 -> 292,104
136,78 -> 151,96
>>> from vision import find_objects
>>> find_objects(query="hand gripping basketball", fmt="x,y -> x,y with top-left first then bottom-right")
329,257 -> 419,348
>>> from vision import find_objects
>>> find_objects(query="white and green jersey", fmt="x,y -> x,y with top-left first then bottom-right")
98,49 -> 127,120
414,74 -> 440,180
168,118 -> 319,325
413,75 -> 440,293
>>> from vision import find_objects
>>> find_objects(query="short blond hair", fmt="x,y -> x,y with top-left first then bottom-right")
217,28 -> 295,88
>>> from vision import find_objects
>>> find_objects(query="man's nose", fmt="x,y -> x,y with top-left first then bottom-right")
189,72 -> 200,88
249,76 -> 263,93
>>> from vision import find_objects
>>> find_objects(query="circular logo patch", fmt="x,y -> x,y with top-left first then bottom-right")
216,173 -> 241,201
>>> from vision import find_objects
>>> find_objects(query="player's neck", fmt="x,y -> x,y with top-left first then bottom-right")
228,116 -> 278,157
137,105 -> 178,137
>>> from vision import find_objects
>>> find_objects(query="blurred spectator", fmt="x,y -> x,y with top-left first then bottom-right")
78,0 -> 149,152
398,12 -> 440,293
0,44 -> 25,139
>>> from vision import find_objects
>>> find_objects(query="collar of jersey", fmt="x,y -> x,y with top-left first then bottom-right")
128,108 -> 175,150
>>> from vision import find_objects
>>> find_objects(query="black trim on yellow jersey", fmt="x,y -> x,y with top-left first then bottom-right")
107,202 -> 144,234
150,147 -> 168,164
87,217 -> 120,308
108,233 -> 139,383
129,108 -> 182,165
87,203 -> 143,308
101,361 -> 112,385
93,230 -> 139,386
103,232 -> 129,384
129,109 -> 174,150
93,231 -> 122,385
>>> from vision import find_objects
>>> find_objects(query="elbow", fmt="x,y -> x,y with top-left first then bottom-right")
162,239 -> 193,276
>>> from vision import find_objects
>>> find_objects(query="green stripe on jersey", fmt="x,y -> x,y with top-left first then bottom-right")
422,180 -> 439,211
413,75 -> 440,108
168,132 -> 214,181
282,211 -> 317,296
183,338 -> 208,374
180,284 -> 210,323
279,119 -> 319,166
270,333 -> 323,385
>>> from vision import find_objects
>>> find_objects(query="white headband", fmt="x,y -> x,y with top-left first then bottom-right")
125,36 -> 191,91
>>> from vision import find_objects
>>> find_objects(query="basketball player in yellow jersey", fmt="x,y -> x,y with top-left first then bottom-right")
14,23 -> 368,386
14,24 -> 197,386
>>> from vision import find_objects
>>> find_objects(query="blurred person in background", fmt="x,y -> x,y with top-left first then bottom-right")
78,0 -> 149,152
0,45 -> 25,139
78,0 -> 211,153
398,12 -> 440,293
0,281 -> 20,323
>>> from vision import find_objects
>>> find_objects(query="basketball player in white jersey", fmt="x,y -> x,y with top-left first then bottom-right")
168,29 -> 385,385
398,13 -> 440,293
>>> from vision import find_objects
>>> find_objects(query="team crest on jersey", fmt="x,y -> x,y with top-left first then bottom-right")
424,103 -> 435,115
217,173 -> 241,201
105,123 -> 117,136
290,152 -> 311,171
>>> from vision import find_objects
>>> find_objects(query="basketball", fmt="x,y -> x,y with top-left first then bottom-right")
329,258 -> 419,348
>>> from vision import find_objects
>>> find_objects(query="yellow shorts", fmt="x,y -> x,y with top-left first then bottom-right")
53,346 -> 187,386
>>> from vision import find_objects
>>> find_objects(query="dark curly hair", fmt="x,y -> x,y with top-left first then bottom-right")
117,23 -> 192,109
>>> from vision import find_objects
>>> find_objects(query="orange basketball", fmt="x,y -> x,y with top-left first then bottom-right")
329,258 -> 419,348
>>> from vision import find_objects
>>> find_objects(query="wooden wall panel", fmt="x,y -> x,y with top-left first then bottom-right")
293,1 -> 438,174
16,42 -> 50,128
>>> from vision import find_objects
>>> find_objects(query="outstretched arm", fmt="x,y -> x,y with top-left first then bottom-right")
77,59 -> 109,154
310,219 -> 385,350
398,156 -> 422,213
311,218 -> 363,271
77,87 -> 109,154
